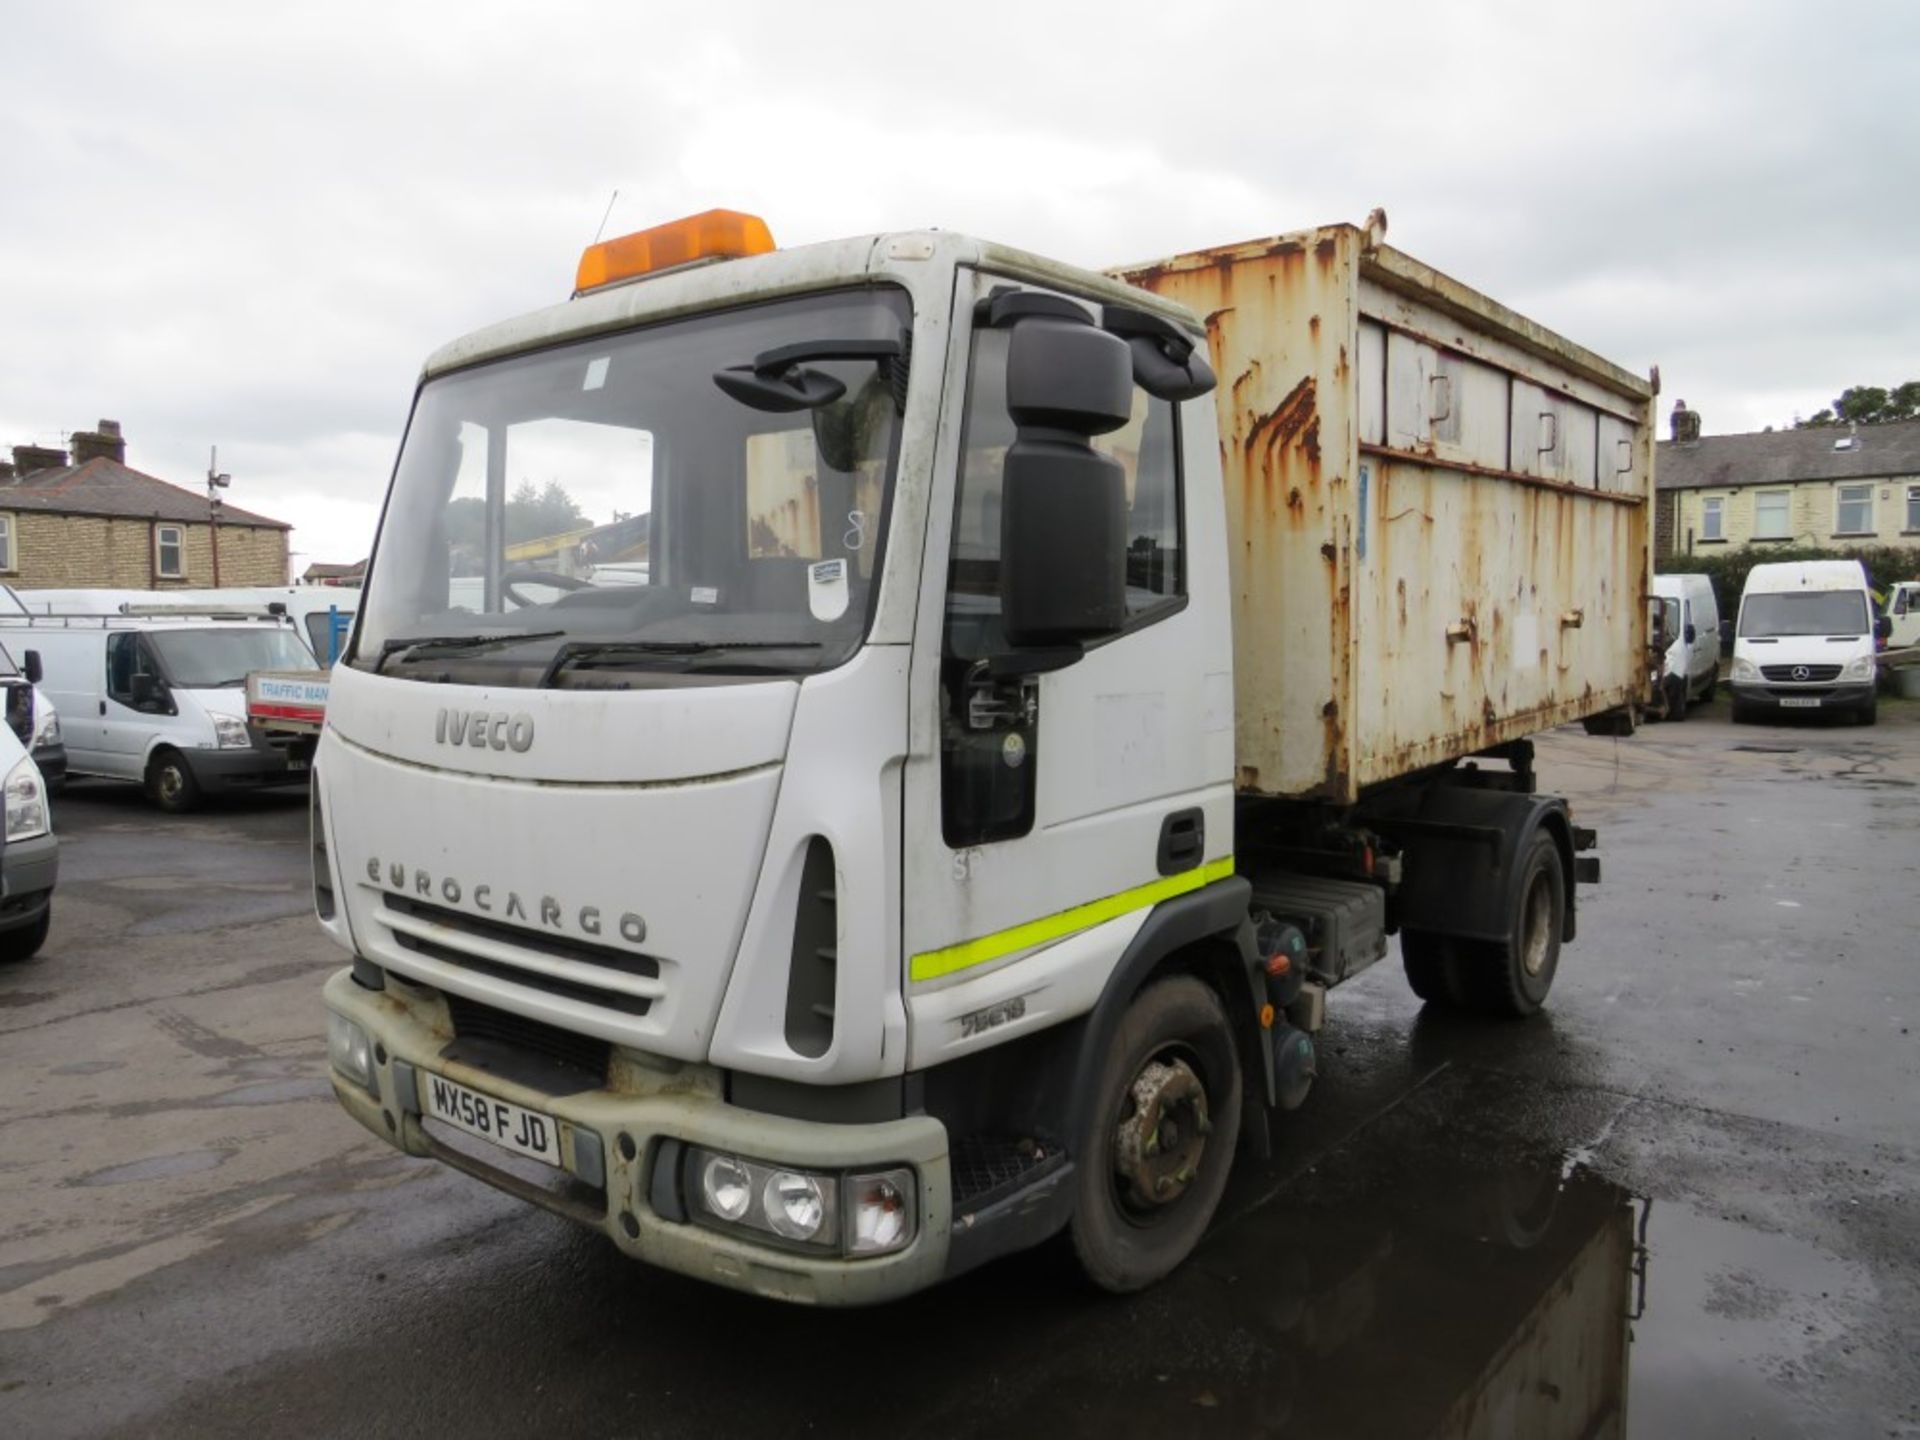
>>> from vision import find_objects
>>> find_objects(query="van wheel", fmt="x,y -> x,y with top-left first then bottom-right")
1856,700 -> 1877,727
1401,930 -> 1465,1007
1068,977 -> 1243,1293
1699,670 -> 1717,703
0,904 -> 50,963
1664,674 -> 1688,722
1462,831 -> 1564,1019
147,750 -> 202,814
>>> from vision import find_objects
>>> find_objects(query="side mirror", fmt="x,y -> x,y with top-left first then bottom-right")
998,315 -> 1132,648
1875,615 -> 1893,642
22,650 -> 42,685
1683,624 -> 1697,645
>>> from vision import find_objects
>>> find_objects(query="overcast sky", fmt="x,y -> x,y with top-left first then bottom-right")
3,0 -> 1915,572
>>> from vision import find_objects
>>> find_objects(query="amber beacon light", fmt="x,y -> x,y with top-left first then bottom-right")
575,209 -> 776,293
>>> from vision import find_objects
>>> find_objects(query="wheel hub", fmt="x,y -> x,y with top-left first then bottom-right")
1521,871 -> 1553,976
1113,1057 -> 1211,1211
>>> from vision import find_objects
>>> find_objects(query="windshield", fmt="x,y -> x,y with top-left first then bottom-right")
1739,590 -> 1869,638
149,628 -> 321,687
352,288 -> 912,687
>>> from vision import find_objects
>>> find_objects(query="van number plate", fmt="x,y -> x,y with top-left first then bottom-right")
422,1072 -> 562,1168
1779,697 -> 1821,709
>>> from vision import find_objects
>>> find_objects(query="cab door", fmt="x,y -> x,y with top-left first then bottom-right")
100,632 -> 169,779
898,270 -> 1235,1070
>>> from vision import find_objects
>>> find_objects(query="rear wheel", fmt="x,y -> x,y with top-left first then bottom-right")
0,904 -> 51,963
1462,831 -> 1564,1018
1698,669 -> 1717,703
146,749 -> 202,814
1068,977 -> 1243,1293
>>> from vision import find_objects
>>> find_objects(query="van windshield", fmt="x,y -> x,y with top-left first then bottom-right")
148,629 -> 320,687
351,287 -> 911,688
1739,591 -> 1868,638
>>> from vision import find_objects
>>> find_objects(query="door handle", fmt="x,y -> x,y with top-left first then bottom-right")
1157,809 -> 1205,876
99,701 -> 107,716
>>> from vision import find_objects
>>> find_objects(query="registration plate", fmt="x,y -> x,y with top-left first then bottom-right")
1779,697 -> 1821,709
421,1071 -> 563,1168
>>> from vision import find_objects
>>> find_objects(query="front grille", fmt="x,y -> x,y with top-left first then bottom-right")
444,993 -> 611,1082
950,1133 -> 1064,1209
381,893 -> 659,1016
1761,664 -> 1842,682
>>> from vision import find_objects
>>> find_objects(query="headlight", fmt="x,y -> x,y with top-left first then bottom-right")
31,708 -> 58,747
688,1149 -> 913,1257
1731,657 -> 1758,681
1843,655 -> 1877,681
4,757 -> 48,841
212,714 -> 252,749
326,1012 -> 378,1096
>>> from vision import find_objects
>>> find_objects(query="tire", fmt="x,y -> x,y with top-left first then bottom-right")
1461,831 -> 1564,1019
1068,976 -> 1244,1294
1401,929 -> 1466,1007
1857,700 -> 1877,727
0,904 -> 51,963
1664,674 -> 1688,722
1730,700 -> 1756,725
146,749 -> 202,814
1700,669 -> 1717,703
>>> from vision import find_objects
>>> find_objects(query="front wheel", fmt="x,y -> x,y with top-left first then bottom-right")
1068,977 -> 1244,1293
146,749 -> 202,814
1462,831 -> 1565,1018
1664,674 -> 1688,722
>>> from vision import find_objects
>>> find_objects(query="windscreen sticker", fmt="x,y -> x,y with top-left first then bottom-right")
583,356 -> 610,391
808,559 -> 849,621
691,585 -> 719,606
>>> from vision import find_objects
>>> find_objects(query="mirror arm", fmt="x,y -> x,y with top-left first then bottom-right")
987,645 -> 1085,680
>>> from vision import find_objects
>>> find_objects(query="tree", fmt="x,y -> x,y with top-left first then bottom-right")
1795,381 -> 1920,428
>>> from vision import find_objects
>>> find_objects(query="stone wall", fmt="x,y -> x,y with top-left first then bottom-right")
1,512 -> 288,588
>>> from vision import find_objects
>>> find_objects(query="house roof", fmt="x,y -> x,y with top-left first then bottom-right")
0,456 -> 291,528
301,560 -> 366,580
1657,418 -> 1920,492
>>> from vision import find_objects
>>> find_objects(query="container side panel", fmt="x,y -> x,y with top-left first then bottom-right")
1116,230 -> 1359,800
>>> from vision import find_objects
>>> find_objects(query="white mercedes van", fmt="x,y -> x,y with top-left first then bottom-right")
1651,573 -> 1721,719
1730,560 -> 1886,725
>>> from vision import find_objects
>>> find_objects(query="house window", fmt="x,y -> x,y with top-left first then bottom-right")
1834,484 -> 1873,536
155,525 -> 185,578
1908,484 -> 1920,532
1753,490 -> 1791,540
1700,496 -> 1723,541
0,514 -> 14,573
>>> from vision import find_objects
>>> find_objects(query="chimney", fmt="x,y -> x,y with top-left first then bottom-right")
10,444 -> 69,476
68,418 -> 126,466
1669,398 -> 1701,444
0,460 -> 14,484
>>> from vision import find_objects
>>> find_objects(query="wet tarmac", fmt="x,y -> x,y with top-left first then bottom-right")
1,699 -> 1916,1438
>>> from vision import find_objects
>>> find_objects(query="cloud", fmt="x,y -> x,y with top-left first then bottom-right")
3,0 -> 1917,570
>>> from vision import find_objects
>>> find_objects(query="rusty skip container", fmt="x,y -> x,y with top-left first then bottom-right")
1112,222 -> 1656,805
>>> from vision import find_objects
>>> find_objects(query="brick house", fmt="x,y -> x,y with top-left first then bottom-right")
0,421 -> 290,589
1655,402 -> 1920,561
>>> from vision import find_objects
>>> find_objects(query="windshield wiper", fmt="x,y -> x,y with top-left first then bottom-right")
539,639 -> 822,687
375,630 -> 565,674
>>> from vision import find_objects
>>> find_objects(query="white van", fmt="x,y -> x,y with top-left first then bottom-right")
1883,581 -> 1920,651
1730,559 -> 1886,725
5,616 -> 322,811
1650,573 -> 1720,720
0,712 -> 56,962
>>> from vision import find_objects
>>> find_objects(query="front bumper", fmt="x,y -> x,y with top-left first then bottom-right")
324,968 -> 953,1305
32,743 -> 66,785
1730,680 -> 1876,715
0,831 -> 58,931
186,743 -> 311,794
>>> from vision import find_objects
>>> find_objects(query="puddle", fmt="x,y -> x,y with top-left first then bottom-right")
51,1059 -> 125,1075
72,1148 -> 234,1187
0,990 -> 54,1009
1631,1202 -> 1877,1438
210,1078 -> 330,1106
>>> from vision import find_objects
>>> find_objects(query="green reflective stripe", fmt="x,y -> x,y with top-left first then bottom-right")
909,856 -> 1236,984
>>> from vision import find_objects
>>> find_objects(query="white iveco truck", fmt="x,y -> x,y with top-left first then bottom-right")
320,209 -> 1654,1303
